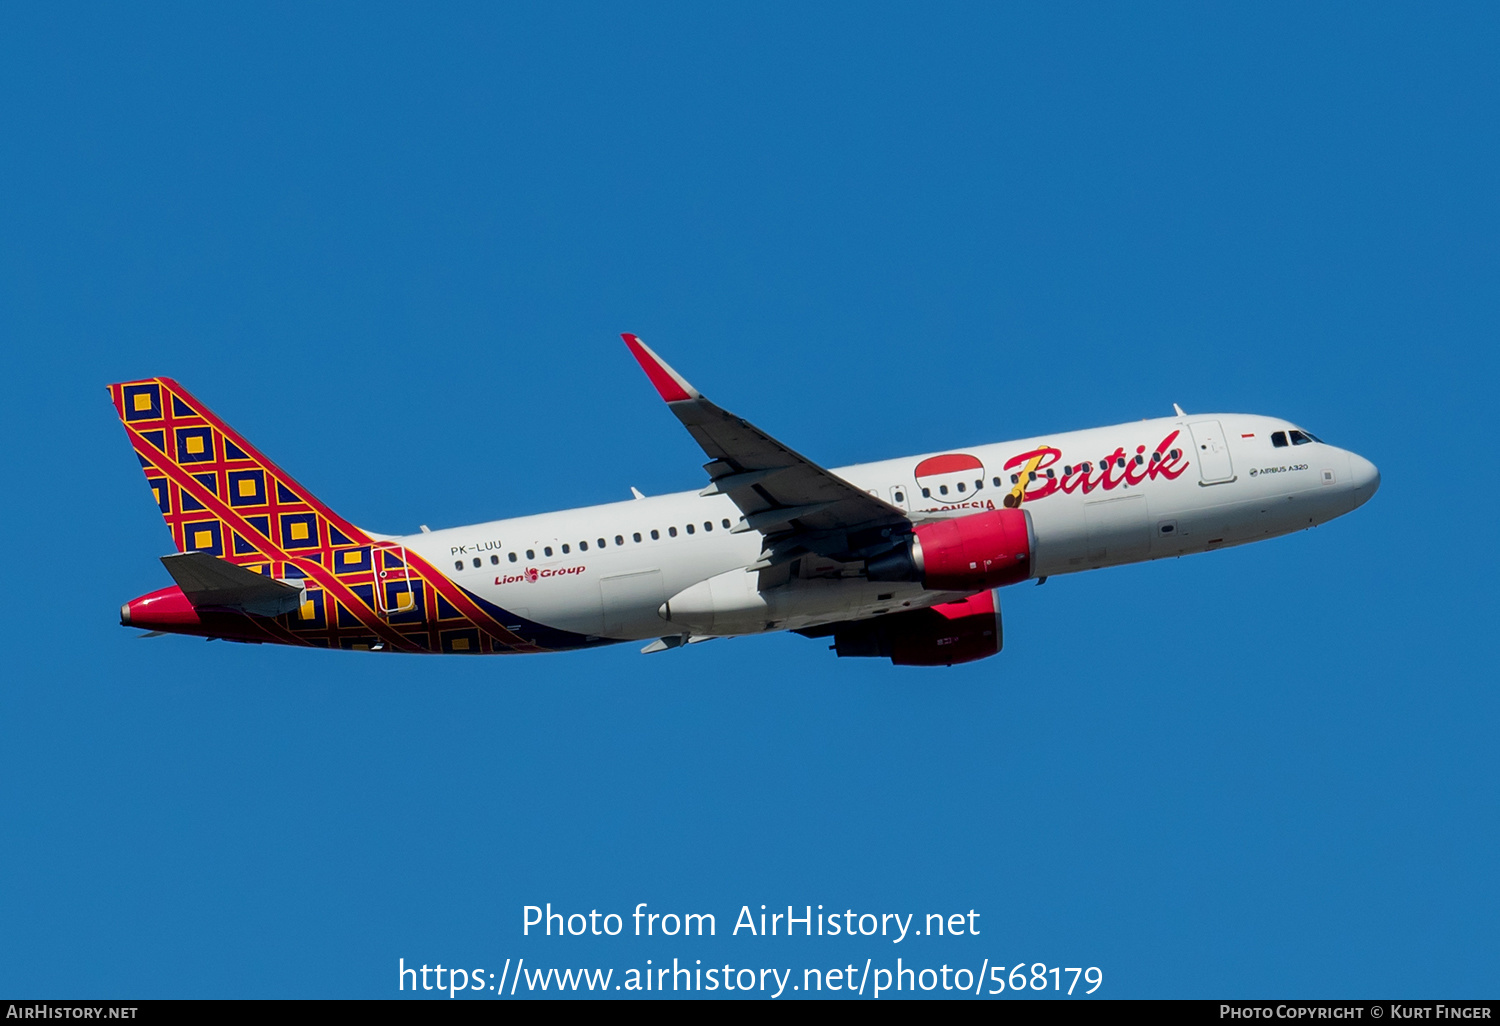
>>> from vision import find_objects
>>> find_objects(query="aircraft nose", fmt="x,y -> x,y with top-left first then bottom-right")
1347,452 -> 1380,503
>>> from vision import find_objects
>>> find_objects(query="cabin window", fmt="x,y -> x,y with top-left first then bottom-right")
956,482 -> 966,493
509,552 -> 518,562
1151,453 -> 1161,463
686,524 -> 695,534
922,487 -> 931,497
1272,431 -> 1288,448
1081,462 -> 1092,473
580,541 -> 588,551
1289,430 -> 1312,445
544,546 -> 553,556
1170,449 -> 1182,460
1134,455 -> 1144,466
472,558 -> 481,568
669,527 -> 678,537
633,532 -> 642,543
722,519 -> 731,529
894,491 -> 905,503
615,535 -> 624,545
1010,474 -> 1019,485
597,538 -> 606,548
1064,466 -> 1072,476
526,549 -> 535,560
454,560 -> 463,571
562,544 -> 570,554
1047,468 -> 1056,478
993,477 -> 1002,487
650,530 -> 660,540
939,485 -> 948,495
1116,458 -> 1126,469
975,479 -> 983,489
490,555 -> 499,565
703,521 -> 712,532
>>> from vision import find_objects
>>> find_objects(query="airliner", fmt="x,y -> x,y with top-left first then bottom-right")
112,335 -> 1379,665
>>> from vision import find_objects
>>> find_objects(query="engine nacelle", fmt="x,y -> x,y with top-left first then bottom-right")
866,509 -> 1034,591
806,590 -> 1002,666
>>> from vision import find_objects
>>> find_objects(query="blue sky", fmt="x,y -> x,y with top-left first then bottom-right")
1,2 -> 1496,999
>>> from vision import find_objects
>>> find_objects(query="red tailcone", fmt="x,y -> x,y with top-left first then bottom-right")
122,585 -> 202,629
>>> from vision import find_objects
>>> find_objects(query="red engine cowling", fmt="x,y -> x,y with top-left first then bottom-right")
876,508 -> 1032,591
810,590 -> 1002,666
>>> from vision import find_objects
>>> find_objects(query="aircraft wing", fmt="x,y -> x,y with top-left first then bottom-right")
622,334 -> 910,569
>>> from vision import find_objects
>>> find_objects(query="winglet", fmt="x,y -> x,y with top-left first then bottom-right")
621,334 -> 701,403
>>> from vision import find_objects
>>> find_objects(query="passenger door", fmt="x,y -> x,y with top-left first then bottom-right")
373,545 -> 418,618
1188,420 -> 1235,484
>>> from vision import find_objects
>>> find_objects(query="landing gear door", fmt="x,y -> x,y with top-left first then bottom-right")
1188,420 -> 1236,484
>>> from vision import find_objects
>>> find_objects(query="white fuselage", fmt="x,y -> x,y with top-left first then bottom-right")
395,413 -> 1380,643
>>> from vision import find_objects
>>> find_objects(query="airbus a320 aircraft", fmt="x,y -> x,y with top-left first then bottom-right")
112,335 -> 1379,665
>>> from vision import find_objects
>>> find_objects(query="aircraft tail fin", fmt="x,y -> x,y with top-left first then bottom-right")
107,378 -> 371,569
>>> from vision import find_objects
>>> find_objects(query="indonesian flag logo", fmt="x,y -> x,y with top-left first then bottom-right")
913,453 -> 986,501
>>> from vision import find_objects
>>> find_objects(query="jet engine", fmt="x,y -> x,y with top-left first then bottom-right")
865,509 -> 1034,591
797,590 -> 1002,666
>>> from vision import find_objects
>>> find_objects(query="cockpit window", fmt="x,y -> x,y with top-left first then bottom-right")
1289,430 -> 1312,445
1272,431 -> 1288,448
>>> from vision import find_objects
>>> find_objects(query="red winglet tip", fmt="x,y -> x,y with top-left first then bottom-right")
621,333 -> 695,403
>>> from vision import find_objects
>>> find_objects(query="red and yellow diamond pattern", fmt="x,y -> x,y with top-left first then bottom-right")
110,377 -> 542,654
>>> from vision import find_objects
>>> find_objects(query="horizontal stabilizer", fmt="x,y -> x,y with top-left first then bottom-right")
160,552 -> 305,618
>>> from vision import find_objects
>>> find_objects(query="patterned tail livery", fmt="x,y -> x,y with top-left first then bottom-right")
109,378 -> 543,653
